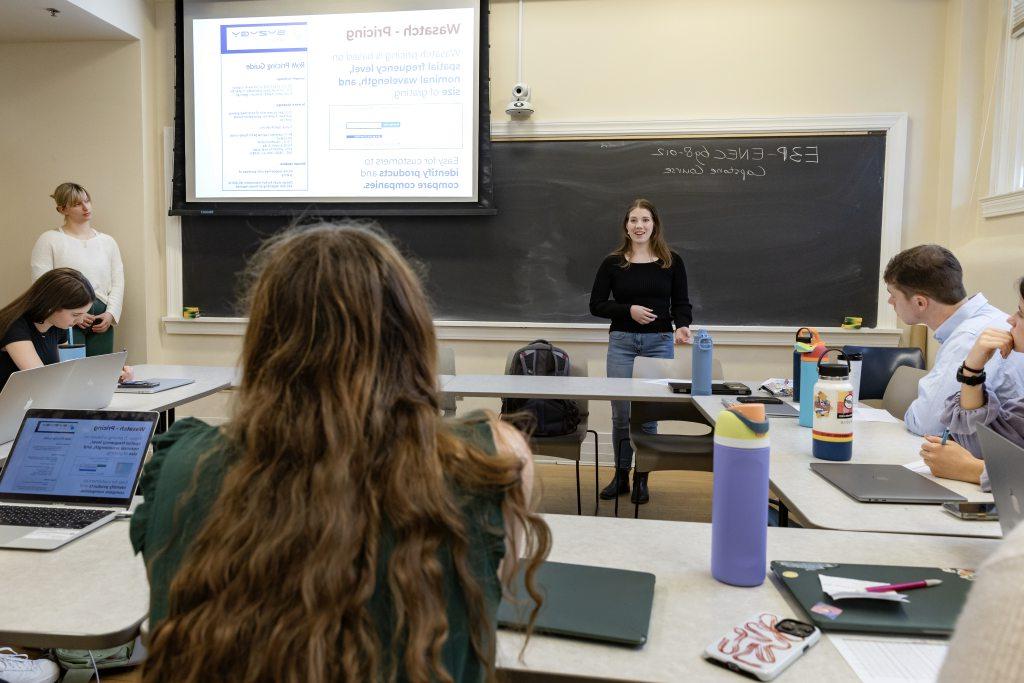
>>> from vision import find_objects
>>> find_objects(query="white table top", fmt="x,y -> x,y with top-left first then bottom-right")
443,374 -> 701,402
0,364 -> 236,463
0,513 -> 995,674
107,364 -> 236,413
691,396 -> 1001,539
0,520 -> 147,649
499,515 -> 994,681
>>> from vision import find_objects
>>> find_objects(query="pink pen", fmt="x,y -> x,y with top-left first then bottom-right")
865,579 -> 943,593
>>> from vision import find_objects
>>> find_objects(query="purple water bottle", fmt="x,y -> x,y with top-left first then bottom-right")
711,403 -> 771,587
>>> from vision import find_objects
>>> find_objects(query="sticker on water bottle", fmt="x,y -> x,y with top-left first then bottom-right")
838,391 -> 853,421
813,391 -> 831,418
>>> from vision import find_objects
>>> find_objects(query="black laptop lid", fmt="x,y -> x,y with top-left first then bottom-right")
498,561 -> 655,646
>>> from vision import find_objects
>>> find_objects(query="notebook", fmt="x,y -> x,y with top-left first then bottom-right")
0,409 -> 158,550
771,561 -> 974,636
497,561 -> 655,646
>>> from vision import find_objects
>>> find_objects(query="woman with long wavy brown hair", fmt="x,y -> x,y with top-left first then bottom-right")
130,223 -> 550,682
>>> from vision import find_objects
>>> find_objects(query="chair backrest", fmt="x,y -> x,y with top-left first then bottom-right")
631,355 -> 724,381
438,346 -> 457,417
843,345 -> 925,401
882,365 -> 927,420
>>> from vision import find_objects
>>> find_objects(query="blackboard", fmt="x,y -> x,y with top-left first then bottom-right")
181,133 -> 885,327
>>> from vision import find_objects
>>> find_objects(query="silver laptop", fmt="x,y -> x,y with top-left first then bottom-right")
114,378 -> 195,394
0,409 -> 157,550
0,351 -> 127,444
977,425 -> 1024,535
810,463 -> 967,504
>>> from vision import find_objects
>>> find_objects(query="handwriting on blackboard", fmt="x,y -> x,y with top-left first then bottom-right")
652,144 -> 819,181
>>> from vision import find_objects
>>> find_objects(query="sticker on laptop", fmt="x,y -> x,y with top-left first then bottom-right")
776,562 -> 838,571
810,602 -> 843,620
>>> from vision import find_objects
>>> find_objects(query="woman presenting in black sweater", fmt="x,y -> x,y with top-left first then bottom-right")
589,198 -> 693,506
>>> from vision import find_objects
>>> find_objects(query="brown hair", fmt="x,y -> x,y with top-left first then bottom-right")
0,268 -> 94,336
611,198 -> 673,268
50,182 -> 90,210
883,244 -> 966,305
142,223 -> 550,683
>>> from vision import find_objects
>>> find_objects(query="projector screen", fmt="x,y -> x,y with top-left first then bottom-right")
175,0 -> 488,213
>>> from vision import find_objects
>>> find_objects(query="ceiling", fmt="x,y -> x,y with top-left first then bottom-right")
0,1 -> 137,42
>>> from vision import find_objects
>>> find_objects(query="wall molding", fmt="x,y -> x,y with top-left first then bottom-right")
163,316 -> 902,347
981,188 -> 1024,218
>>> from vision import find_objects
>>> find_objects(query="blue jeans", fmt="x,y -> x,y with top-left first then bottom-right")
607,331 -> 675,469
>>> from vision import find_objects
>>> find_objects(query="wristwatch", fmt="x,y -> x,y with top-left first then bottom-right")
956,362 -> 986,386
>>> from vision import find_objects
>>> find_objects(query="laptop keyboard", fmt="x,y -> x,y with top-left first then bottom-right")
0,505 -> 110,529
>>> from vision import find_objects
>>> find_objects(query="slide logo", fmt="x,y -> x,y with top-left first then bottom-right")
220,22 -> 308,54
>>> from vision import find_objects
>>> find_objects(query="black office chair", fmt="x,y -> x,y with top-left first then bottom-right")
842,345 -> 925,401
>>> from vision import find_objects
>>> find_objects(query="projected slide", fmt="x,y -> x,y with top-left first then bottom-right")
191,8 -> 476,201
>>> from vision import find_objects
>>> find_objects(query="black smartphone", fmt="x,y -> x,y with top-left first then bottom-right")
118,380 -> 160,389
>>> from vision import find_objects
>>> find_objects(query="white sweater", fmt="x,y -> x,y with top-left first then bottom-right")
30,228 -> 125,322
939,520 -> 1024,680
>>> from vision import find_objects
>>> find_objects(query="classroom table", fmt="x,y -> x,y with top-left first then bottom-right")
690,395 -> 1001,539
0,364 -> 236,462
443,374 -> 704,402
0,514 -> 995,680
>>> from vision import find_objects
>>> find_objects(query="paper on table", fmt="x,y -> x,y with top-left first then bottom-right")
819,575 -> 909,602
642,378 -> 689,386
903,459 -> 932,475
830,635 -> 947,683
853,404 -> 903,424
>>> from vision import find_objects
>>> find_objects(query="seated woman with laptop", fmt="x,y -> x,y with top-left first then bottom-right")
918,277 -> 1024,487
130,223 -> 551,682
0,267 -> 132,391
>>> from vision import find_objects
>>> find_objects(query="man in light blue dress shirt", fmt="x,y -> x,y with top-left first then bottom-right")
883,245 -> 1024,437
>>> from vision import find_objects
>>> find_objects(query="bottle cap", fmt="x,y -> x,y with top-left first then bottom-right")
795,327 -> 823,355
715,404 -> 770,442
818,362 -> 849,378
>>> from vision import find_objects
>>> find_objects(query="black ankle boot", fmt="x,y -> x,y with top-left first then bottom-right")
631,472 -> 650,505
600,469 -> 631,499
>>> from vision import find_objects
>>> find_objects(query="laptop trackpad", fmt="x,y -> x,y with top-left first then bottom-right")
0,526 -> 33,546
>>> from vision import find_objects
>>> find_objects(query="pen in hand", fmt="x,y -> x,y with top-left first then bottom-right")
940,428 -> 950,446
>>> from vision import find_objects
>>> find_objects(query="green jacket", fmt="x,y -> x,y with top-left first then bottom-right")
130,413 -> 506,681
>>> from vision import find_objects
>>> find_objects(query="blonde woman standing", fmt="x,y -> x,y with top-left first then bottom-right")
31,182 -> 124,355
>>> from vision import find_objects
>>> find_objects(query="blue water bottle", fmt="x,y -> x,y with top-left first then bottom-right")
792,327 -> 816,399
691,328 -> 713,396
797,331 -> 826,428
711,403 -> 771,587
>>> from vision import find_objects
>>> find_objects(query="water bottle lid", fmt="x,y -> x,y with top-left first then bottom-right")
818,362 -> 850,378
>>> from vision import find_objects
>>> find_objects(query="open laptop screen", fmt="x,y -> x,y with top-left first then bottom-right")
0,409 -> 158,506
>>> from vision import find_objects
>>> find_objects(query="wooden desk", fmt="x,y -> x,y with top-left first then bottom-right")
690,396 -> 1000,539
0,513 -> 995,680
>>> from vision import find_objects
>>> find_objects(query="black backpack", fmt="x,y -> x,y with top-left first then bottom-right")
501,340 -> 582,437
